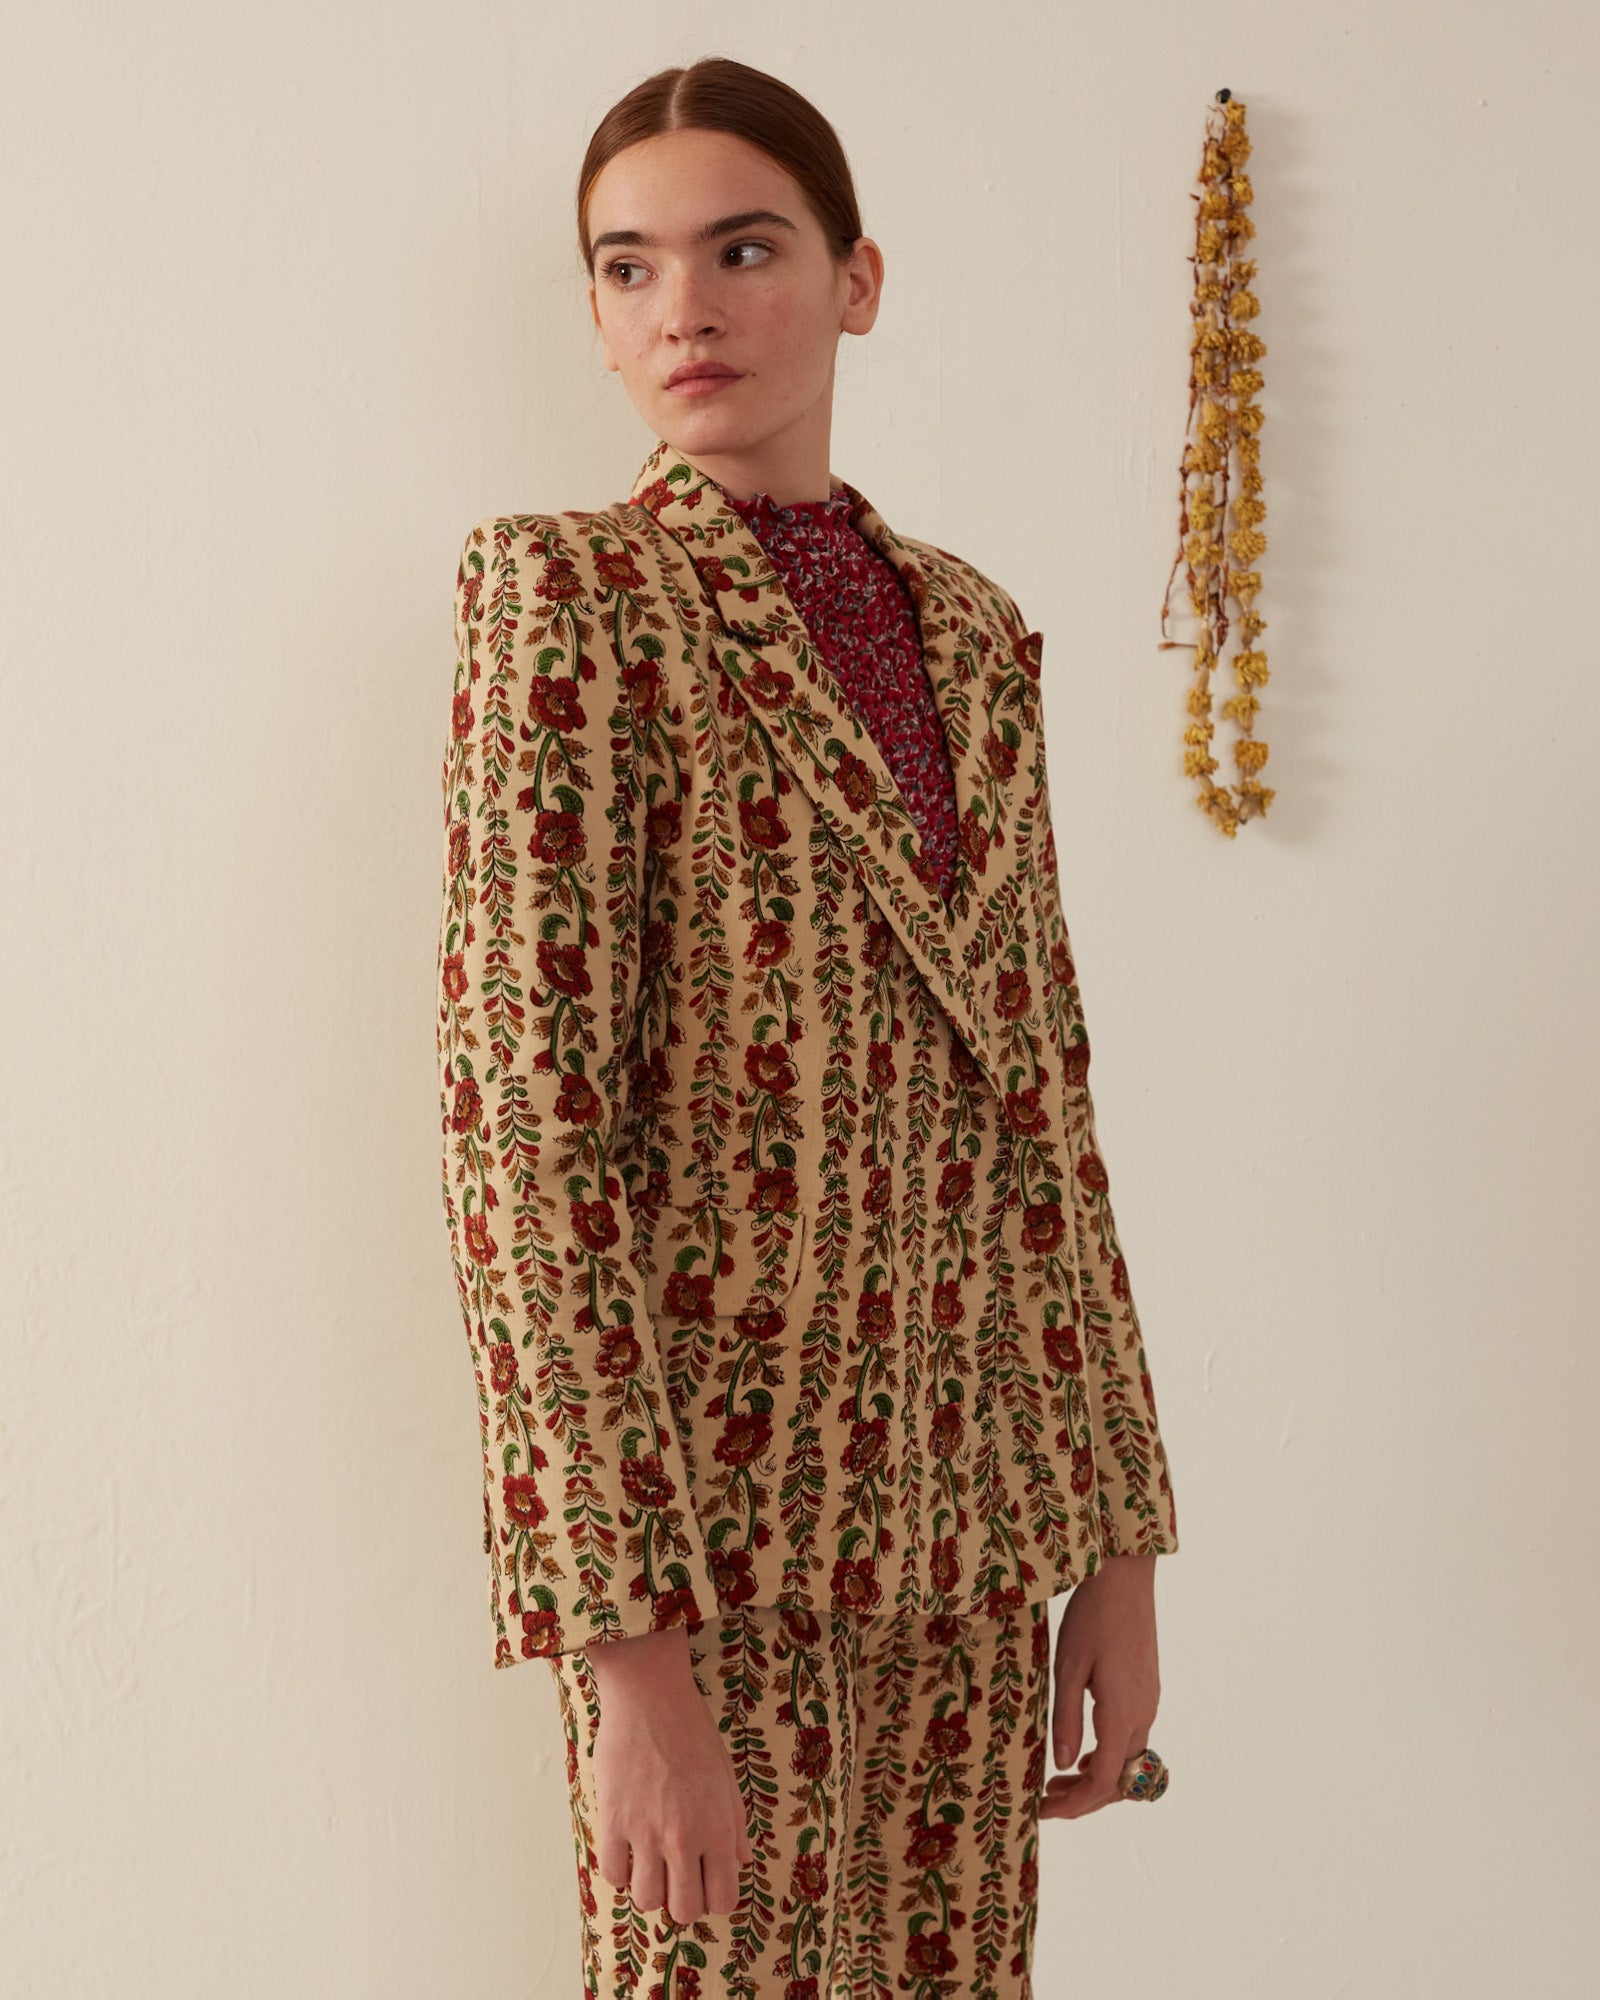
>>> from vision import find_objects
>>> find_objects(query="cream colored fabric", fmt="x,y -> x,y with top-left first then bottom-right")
547,1600 -> 1053,1996
437,439 -> 1178,1666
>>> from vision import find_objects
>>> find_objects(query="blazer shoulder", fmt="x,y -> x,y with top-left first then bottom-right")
455,504 -> 657,588
891,528 -> 1032,644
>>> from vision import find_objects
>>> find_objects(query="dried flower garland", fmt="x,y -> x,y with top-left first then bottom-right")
1159,91 -> 1274,837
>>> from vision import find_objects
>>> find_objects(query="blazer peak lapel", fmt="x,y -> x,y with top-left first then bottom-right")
623,438 -> 1042,1100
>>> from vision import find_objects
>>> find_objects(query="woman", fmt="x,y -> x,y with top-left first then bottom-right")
438,56 -> 1179,1998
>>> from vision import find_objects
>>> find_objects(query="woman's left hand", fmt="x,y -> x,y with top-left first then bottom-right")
1039,1552 -> 1162,1820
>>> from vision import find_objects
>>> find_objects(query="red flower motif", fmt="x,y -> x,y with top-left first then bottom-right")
832,748 -> 877,812
1076,1148 -> 1110,1197
749,1167 -> 798,1218
830,1555 -> 883,1614
1042,1325 -> 1083,1377
739,794 -> 790,850
633,476 -> 676,515
518,1606 -> 561,1656
1060,1039 -> 1091,1088
660,1268 -> 716,1324
957,809 -> 990,876
937,1160 -> 976,1212
861,917 -> 895,970
844,1416 -> 890,1477
743,1041 -> 798,1096
644,796 -> 681,854
949,1037 -> 986,1090
714,1409 -> 773,1468
636,1581 -> 700,1631
928,1401 -> 965,1461
639,918 -> 675,984
708,1543 -> 758,1607
449,1072 -> 481,1134
746,917 -> 793,968
488,1341 -> 518,1395
447,818 -> 471,878
534,556 -> 586,605
570,1198 -> 620,1254
923,1711 -> 971,1760
594,1327 -> 642,1379
441,936 -> 471,1005
594,550 -> 646,594
621,653 -> 666,722
855,1289 -> 895,1345
984,728 -> 1019,780
464,1210 -> 497,1269
790,1850 -> 828,1903
903,1822 -> 958,1873
741,656 -> 796,710
528,807 -> 584,868
553,1071 -> 604,1127
502,1471 -> 548,1530
982,1580 -> 1028,1618
619,1452 -> 677,1512
930,1277 -> 965,1334
994,963 -> 1032,1022
526,674 -> 585,734
791,1722 -> 833,1780
730,1299 -> 787,1345
1006,1084 -> 1050,1138
537,938 -> 592,1001
1020,1200 -> 1066,1256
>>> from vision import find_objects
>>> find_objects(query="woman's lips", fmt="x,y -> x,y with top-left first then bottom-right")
665,371 -> 742,396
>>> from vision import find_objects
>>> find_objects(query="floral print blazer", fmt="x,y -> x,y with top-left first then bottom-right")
438,438 -> 1179,1668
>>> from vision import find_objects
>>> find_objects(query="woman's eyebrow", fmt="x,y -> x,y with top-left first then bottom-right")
591,209 -> 799,253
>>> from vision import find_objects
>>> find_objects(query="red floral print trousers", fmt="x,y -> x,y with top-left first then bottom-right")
546,1598 -> 1053,2000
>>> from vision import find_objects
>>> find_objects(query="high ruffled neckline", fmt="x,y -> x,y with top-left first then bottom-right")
721,483 -> 858,529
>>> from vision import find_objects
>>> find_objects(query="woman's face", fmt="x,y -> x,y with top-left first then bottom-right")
586,126 -> 881,470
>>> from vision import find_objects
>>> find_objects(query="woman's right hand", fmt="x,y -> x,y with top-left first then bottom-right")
585,1626 -> 754,1927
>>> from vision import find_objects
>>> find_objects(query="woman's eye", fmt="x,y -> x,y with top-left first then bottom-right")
601,240 -> 771,290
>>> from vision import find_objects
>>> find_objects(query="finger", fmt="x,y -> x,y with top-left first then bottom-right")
701,1842 -> 744,1918
595,1826 -> 633,1891
664,1847 -> 706,1929
1064,1733 -> 1131,1817
1052,1667 -> 1088,1769
630,1847 -> 665,1915
1037,1770 -> 1094,1819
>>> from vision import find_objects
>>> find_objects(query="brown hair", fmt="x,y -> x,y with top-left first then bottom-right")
576,57 -> 864,278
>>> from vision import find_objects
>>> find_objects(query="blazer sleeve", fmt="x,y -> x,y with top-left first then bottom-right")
437,516 -> 718,1666
1022,623 -> 1180,1564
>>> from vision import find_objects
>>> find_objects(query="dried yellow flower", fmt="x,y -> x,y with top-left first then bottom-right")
1158,93 -> 1274,835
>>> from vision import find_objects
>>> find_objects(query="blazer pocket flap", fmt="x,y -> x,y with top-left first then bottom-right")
644,1209 -> 809,1324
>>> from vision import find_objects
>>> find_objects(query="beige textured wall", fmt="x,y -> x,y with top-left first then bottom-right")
4,4 -> 1595,1994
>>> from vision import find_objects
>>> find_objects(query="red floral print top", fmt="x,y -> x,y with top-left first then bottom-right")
721,484 -> 962,901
